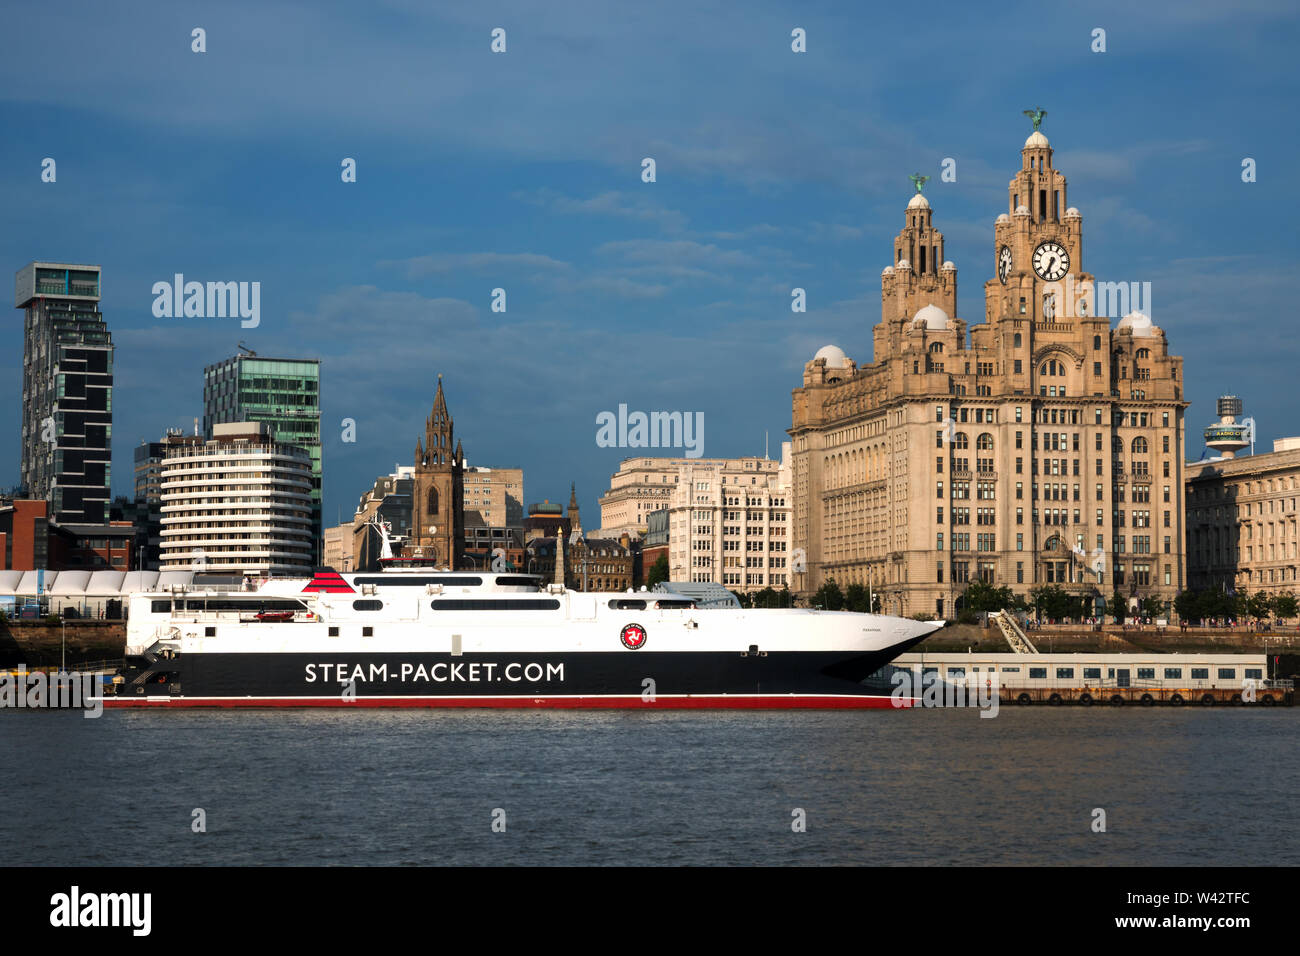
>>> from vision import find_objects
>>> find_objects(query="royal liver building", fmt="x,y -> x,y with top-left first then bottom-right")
789,118 -> 1187,618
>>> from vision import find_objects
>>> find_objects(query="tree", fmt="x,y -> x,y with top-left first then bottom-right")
813,579 -> 844,611
1245,590 -> 1274,622
1140,595 -> 1164,621
1273,592 -> 1298,622
844,583 -> 868,612
646,554 -> 669,588
1031,584 -> 1073,621
1174,589 -> 1199,622
1110,589 -> 1128,624
963,579 -> 1015,614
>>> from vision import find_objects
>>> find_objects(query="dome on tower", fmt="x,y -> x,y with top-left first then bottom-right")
1064,206 -> 1081,219
1024,130 -> 1050,148
907,193 -> 930,209
881,265 -> 894,276
912,304 -> 950,330
941,260 -> 956,271
996,213 -> 1010,224
1117,311 -> 1155,337
813,344 -> 851,368
896,258 -> 912,270
1014,205 -> 1031,217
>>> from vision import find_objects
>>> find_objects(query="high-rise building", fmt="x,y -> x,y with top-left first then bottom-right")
790,119 -> 1187,619
203,352 -> 321,560
159,422 -> 313,574
16,262 -> 113,524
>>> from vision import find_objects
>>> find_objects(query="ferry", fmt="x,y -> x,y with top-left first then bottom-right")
102,566 -> 944,709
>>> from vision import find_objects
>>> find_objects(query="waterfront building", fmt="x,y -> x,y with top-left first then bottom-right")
524,489 -> 635,590
203,351 -> 321,561
1186,433 -> 1300,596
16,262 -> 113,524
664,444 -> 793,592
640,508 -> 669,585
353,466 -> 414,570
159,422 -> 314,574
323,522 -> 355,572
598,455 -> 782,537
789,120 -> 1187,618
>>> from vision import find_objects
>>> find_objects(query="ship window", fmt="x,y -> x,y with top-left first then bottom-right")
352,600 -> 384,611
654,600 -> 696,609
1163,668 -> 1182,679
1029,668 -> 1047,679
430,599 -> 562,611
609,599 -> 646,610
205,627 -> 215,637
353,576 -> 483,587
151,600 -> 172,612
494,575 -> 540,587
329,627 -> 339,637
1217,668 -> 1235,679
1083,668 -> 1101,679
363,626 -> 374,637
1191,668 -> 1208,680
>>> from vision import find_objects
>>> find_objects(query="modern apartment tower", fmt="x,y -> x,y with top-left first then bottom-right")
203,351 -> 322,561
15,262 -> 113,524
159,422 -> 314,574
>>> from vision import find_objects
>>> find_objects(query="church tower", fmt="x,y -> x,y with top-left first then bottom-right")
409,375 -> 464,569
567,483 -> 582,535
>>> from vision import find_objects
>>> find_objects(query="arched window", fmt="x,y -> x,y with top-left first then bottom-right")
1013,333 -> 1022,349
427,487 -> 440,515
929,342 -> 944,353
953,432 -> 969,450
1040,363 -> 1049,377
1136,348 -> 1150,359
1112,436 -> 1124,453
1132,436 -> 1149,455
977,433 -> 994,451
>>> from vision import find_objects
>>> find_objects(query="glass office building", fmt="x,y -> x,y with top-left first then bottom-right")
203,353 -> 321,561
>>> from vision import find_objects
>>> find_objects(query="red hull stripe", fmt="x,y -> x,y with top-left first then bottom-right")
101,694 -> 913,710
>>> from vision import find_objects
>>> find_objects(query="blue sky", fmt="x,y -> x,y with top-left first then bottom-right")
2,0 -> 1297,528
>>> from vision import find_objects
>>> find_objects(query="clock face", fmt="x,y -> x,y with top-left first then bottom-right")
997,246 -> 1012,284
1033,241 -> 1070,281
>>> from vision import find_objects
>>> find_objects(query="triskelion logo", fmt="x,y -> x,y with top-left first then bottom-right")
620,623 -> 647,650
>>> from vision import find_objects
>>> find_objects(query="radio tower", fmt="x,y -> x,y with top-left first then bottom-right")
1204,396 -> 1250,459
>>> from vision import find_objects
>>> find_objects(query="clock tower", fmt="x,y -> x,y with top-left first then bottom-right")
985,120 -> 1097,331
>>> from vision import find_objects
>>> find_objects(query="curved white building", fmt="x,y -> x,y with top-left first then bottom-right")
159,422 -> 314,574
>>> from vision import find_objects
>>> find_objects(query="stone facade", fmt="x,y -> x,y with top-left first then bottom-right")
790,124 -> 1187,618
665,445 -> 792,592
1186,440 -> 1300,595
